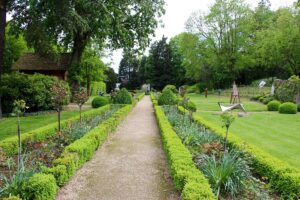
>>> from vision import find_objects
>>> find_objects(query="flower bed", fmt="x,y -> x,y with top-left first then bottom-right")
152,105 -> 215,199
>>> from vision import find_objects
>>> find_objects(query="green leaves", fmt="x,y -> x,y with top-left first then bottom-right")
220,112 -> 235,129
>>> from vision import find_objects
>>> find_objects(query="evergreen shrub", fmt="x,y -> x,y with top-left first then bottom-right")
267,100 -> 281,111
279,102 -> 297,114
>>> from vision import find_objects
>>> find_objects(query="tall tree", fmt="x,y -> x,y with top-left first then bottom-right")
0,0 -> 7,118
105,67 -> 118,93
186,0 -> 253,87
118,53 -> 140,89
147,36 -> 184,90
11,0 -> 165,87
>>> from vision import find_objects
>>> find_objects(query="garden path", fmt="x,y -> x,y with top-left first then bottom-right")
56,96 -> 179,200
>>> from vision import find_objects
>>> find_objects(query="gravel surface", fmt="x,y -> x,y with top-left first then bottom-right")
56,96 -> 180,200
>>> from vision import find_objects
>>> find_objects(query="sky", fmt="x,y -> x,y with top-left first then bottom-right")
7,0 -> 296,72
103,0 -> 296,72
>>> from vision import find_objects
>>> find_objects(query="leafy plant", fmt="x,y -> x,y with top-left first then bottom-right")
267,100 -> 281,111
73,87 -> 89,123
220,112 -> 235,153
92,96 -> 109,108
278,102 -> 297,114
162,85 -> 178,93
158,90 -> 177,105
0,156 -> 35,198
51,81 -> 70,131
12,100 -> 28,168
114,88 -> 132,104
200,150 -> 251,198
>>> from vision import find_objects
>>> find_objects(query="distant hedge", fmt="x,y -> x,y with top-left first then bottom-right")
0,72 -> 70,113
274,79 -> 300,103
90,81 -> 106,96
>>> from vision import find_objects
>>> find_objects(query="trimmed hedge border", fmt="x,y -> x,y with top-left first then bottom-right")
29,104 -> 133,199
153,105 -> 216,200
133,92 -> 145,106
0,105 -> 112,156
179,107 -> 300,199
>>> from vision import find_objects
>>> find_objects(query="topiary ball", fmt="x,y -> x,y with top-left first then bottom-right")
162,85 -> 178,93
297,104 -> 300,112
158,89 -> 177,105
267,100 -> 281,111
279,102 -> 297,114
114,88 -> 132,104
92,96 -> 109,108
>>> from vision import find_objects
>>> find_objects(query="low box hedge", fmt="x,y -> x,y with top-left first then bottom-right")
189,110 -> 300,199
279,102 -> 297,114
153,105 -> 215,200
45,105 -> 133,188
0,105 -> 112,156
267,100 -> 281,111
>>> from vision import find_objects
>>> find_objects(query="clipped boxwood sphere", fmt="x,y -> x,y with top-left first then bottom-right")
279,102 -> 297,114
114,88 -> 132,104
267,100 -> 281,111
92,96 -> 109,108
162,85 -> 178,93
158,90 -> 177,105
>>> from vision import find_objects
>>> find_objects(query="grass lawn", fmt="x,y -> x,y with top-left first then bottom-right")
188,93 -> 300,168
0,109 -> 91,141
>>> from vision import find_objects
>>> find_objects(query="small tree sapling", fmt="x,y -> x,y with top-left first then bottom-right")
51,82 -> 69,131
73,87 -> 89,123
12,99 -> 28,169
220,112 -> 235,153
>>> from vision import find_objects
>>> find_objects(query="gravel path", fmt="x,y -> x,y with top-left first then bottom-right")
56,96 -> 180,200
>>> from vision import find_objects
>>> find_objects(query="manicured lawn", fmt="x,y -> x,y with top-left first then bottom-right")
189,94 -> 300,168
0,109 -> 91,141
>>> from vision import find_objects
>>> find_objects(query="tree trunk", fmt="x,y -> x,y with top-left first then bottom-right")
224,127 -> 229,153
0,0 -> 7,118
79,105 -> 82,123
17,113 -> 21,169
58,109 -> 61,131
70,32 -> 89,92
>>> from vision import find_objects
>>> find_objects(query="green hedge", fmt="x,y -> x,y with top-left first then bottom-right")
279,102 -> 297,114
44,105 -> 132,188
153,105 -> 215,200
189,110 -> 300,199
0,105 -> 112,156
92,96 -> 110,108
23,173 -> 58,200
150,92 -> 158,106
267,100 -> 281,111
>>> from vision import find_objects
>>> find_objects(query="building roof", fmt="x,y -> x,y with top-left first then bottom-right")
12,53 -> 72,71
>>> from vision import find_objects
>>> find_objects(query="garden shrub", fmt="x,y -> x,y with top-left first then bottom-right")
267,100 -> 281,111
92,96 -> 110,108
274,78 -> 300,103
90,81 -> 106,96
0,72 -> 70,113
23,173 -> 58,200
185,101 -> 197,113
114,88 -> 132,104
263,96 -> 274,104
152,104 -> 215,199
41,165 -> 68,187
279,102 -> 297,114
158,90 -> 177,105
186,84 -> 199,93
297,104 -> 300,112
162,85 -> 178,93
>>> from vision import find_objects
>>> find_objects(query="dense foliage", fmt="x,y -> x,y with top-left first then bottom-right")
158,90 -> 177,105
267,100 -> 281,111
92,97 -> 110,108
278,102 -> 297,114
0,73 -> 69,113
114,88 -> 132,104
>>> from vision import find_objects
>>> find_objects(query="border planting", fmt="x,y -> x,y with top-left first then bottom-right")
153,104 -> 215,200
0,105 -> 112,156
178,106 -> 300,199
